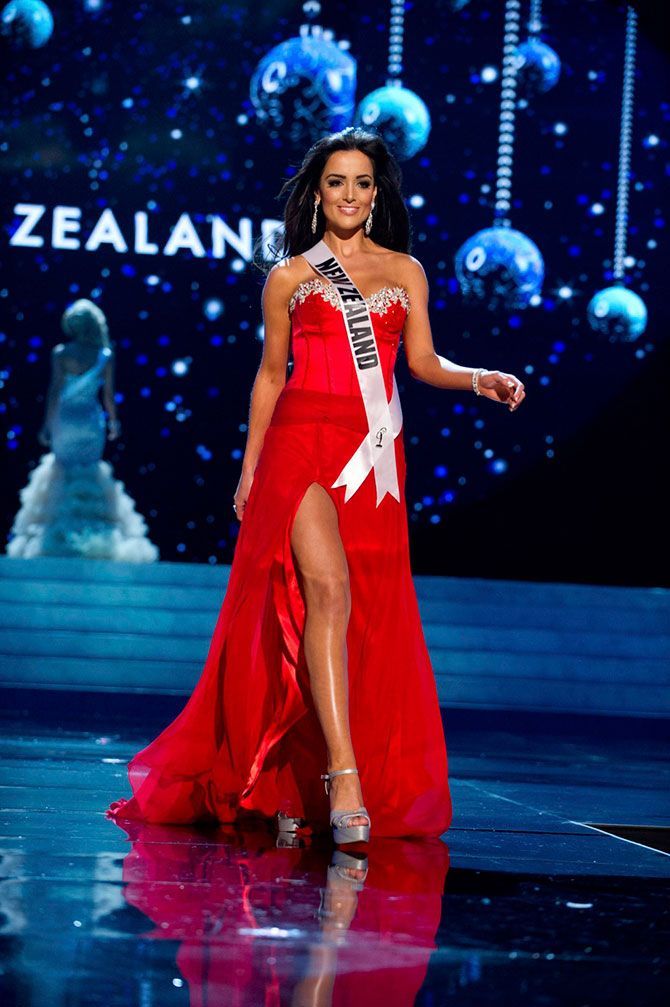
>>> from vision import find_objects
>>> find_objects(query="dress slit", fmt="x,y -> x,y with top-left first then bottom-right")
108,459 -> 338,828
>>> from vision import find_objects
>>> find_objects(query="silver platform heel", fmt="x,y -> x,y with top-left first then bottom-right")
320,767 -> 371,844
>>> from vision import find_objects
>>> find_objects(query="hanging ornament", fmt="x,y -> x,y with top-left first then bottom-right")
515,0 -> 561,97
587,6 -> 647,342
249,2 -> 356,147
354,0 -> 430,161
0,0 -> 53,49
455,0 -> 544,310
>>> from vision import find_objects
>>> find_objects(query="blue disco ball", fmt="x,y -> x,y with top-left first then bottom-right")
354,83 -> 431,161
587,285 -> 648,342
0,0 -> 53,48
454,226 -> 544,310
250,26 -> 356,146
515,40 -> 561,96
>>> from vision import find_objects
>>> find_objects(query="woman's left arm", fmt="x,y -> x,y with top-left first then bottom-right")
102,350 -> 121,440
401,256 -> 526,412
38,344 -> 65,446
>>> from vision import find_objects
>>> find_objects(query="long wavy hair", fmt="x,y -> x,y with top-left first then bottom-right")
60,299 -> 111,348
257,127 -> 412,271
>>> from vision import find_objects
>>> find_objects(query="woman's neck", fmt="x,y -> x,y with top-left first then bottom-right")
321,228 -> 369,260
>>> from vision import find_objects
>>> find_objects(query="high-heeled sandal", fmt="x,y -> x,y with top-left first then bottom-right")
316,850 -> 369,943
320,767 -> 371,844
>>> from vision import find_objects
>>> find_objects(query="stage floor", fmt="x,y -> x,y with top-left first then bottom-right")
0,690 -> 668,1005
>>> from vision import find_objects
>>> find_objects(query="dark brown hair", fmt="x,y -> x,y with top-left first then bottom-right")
256,127 -> 412,271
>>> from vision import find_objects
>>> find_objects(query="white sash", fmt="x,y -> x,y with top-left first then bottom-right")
301,239 -> 403,507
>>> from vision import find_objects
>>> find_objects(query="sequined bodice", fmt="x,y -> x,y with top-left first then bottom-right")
285,279 -> 409,398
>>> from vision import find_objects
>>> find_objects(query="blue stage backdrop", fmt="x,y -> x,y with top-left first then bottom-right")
1,0 -> 667,585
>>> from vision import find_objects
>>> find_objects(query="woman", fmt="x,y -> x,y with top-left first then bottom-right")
7,298 -> 158,562
107,127 -> 525,843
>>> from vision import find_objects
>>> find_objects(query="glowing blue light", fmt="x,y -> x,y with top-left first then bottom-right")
589,202 -> 605,216
434,465 -> 448,477
172,359 -> 191,376
553,122 -> 568,135
557,286 -> 573,299
516,40 -> 561,95
1,0 -> 54,49
355,82 -> 430,161
250,27 -> 356,145
587,285 -> 647,341
642,134 -> 659,148
454,226 -> 544,310
481,65 -> 498,84
203,298 -> 224,321
184,76 -> 201,91
409,194 -> 425,208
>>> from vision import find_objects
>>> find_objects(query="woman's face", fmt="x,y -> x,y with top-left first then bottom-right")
315,149 -> 377,233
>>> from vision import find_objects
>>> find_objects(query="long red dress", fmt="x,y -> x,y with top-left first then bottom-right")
107,275 -> 452,837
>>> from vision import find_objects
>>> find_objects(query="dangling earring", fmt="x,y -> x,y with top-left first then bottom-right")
365,201 -> 376,236
311,198 -> 320,234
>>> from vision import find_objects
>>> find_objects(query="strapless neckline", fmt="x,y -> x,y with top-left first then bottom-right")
289,277 -> 410,317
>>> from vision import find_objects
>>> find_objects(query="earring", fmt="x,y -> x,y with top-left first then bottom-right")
311,199 -> 320,234
365,201 -> 375,236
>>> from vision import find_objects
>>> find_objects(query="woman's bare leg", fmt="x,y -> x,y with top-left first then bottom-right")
290,483 -> 367,825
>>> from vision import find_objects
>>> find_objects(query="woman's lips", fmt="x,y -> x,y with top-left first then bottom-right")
337,206 -> 360,215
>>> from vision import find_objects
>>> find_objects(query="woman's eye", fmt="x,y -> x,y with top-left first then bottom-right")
326,180 -> 372,187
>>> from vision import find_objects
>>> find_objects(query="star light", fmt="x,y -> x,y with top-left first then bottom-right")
172,358 -> 192,376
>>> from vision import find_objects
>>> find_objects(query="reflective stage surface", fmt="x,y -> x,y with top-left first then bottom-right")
0,691 -> 668,1005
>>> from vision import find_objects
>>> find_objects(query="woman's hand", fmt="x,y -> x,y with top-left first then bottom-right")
37,425 -> 51,448
233,467 -> 255,522
107,418 -> 121,441
478,370 -> 526,412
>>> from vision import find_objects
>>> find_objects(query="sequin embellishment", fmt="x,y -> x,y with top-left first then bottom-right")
289,278 -> 410,317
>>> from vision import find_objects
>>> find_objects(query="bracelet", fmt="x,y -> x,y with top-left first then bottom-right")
472,368 -> 486,396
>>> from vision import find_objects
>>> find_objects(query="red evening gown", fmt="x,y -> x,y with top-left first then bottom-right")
107,275 -> 452,838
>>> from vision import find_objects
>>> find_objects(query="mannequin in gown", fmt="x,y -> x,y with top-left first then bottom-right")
108,271 -> 452,837
6,299 -> 158,562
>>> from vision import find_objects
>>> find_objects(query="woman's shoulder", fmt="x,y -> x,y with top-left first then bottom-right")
264,255 -> 316,302
385,249 -> 425,271
379,250 -> 427,289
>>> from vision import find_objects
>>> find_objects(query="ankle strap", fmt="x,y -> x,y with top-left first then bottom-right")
320,767 -> 358,795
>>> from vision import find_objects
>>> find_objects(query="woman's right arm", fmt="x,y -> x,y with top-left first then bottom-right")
234,263 -> 294,519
